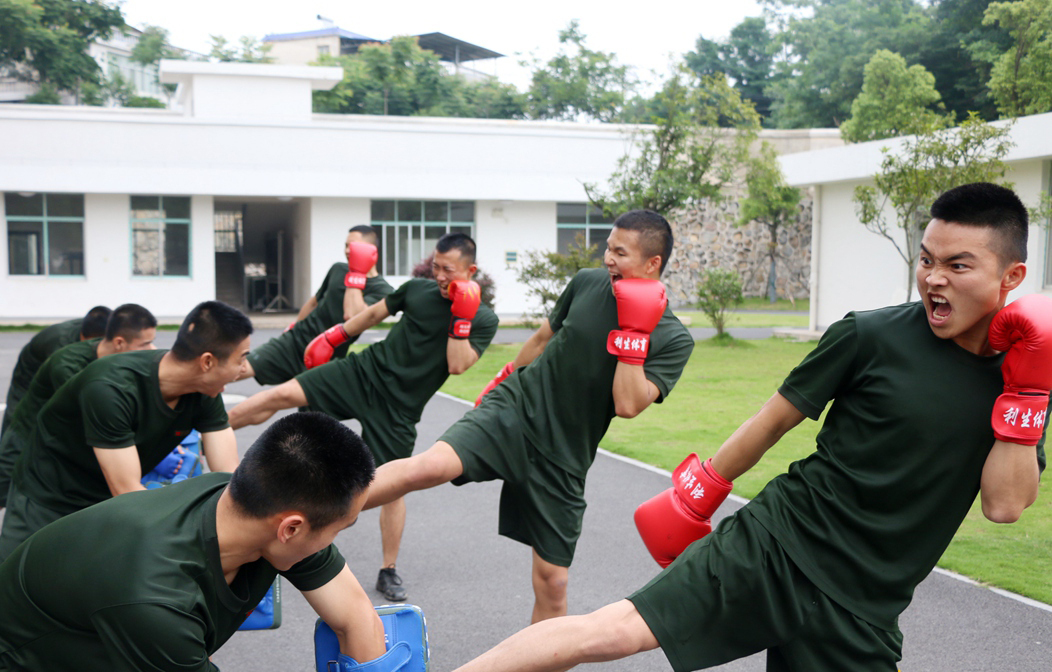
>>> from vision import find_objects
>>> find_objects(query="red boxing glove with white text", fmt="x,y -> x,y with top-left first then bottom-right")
607,279 -> 667,366
474,360 -> 516,407
304,325 -> 351,369
988,294 -> 1052,446
448,280 -> 481,339
634,454 -> 733,568
344,242 -> 378,290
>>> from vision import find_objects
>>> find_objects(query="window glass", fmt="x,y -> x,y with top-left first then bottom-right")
164,222 -> 190,276
424,201 -> 448,222
164,196 -> 191,220
588,204 -> 613,224
131,196 -> 190,277
7,221 -> 44,275
372,200 -> 476,275
372,200 -> 395,221
132,225 -> 162,276
48,221 -> 84,275
4,193 -> 43,217
6,194 -> 85,276
131,195 -> 159,211
558,227 -> 584,255
397,200 -> 422,222
47,194 -> 84,218
557,203 -> 587,224
450,201 -> 475,222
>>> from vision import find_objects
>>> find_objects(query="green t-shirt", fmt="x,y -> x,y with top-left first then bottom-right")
497,268 -> 694,478
12,349 -> 230,515
0,472 -> 345,672
0,338 -> 101,501
749,302 -> 1048,630
350,277 -> 499,418
1,318 -> 82,436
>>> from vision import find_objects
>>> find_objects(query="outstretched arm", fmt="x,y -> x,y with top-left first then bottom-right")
303,565 -> 387,662
515,319 -> 555,368
710,392 -> 806,480
296,296 -> 319,322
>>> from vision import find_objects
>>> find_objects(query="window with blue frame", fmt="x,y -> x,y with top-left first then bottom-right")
370,200 -> 475,275
131,196 -> 191,277
556,203 -> 613,258
5,192 -> 85,276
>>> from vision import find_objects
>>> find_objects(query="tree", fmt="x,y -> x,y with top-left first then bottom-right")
685,17 -> 781,122
515,234 -> 602,324
853,113 -> 1014,299
738,142 -> 802,303
585,67 -> 760,216
129,24 -> 180,103
840,50 -> 951,143
209,35 -> 272,64
983,0 -> 1052,118
696,268 -> 744,339
526,20 -> 634,122
0,0 -> 124,93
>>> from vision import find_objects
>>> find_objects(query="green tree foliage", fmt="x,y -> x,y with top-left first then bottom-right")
525,20 -> 634,122
0,0 -> 124,93
696,268 -> 744,338
208,35 -> 272,63
840,50 -> 952,143
685,17 -> 781,122
738,142 -> 802,303
983,0 -> 1052,117
853,114 -> 1014,298
515,234 -> 602,325
312,37 -> 526,119
585,68 -> 760,216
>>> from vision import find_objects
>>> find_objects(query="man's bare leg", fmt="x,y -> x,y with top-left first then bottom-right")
453,599 -> 660,672
228,380 -> 308,429
380,496 -> 406,568
531,550 -> 569,623
364,441 -> 465,510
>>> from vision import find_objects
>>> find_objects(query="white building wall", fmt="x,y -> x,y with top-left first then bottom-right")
307,197 -> 370,304
475,200 -> 558,316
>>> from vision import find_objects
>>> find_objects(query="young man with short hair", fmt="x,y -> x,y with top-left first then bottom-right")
451,183 -> 1049,671
0,301 -> 254,560
0,303 -> 158,508
361,210 -> 695,623
1,305 -> 111,438
0,412 -> 386,671
229,233 -> 499,602
240,225 -> 393,385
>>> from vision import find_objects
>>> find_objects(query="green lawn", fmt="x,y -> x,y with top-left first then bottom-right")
672,310 -> 810,329
439,338 -> 1052,606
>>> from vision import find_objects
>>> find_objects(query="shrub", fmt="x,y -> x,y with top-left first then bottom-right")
515,233 -> 602,325
697,268 -> 744,337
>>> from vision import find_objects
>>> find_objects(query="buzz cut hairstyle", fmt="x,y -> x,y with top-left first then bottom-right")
613,210 -> 674,275
349,224 -> 379,246
104,303 -> 158,342
435,232 -> 477,266
228,412 -> 376,529
80,306 -> 112,339
170,301 -> 254,363
930,182 -> 1029,265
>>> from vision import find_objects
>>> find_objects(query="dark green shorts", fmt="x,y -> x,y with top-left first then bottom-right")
629,508 -> 902,672
296,358 -> 417,466
247,332 -> 306,386
442,401 -> 586,568
0,482 -> 66,562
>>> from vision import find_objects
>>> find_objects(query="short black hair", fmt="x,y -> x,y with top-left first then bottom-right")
349,224 -> 378,246
80,306 -> 112,339
613,210 -> 674,275
929,182 -> 1029,265
228,412 -> 375,528
105,303 -> 158,342
170,301 -> 254,362
435,232 -> 476,265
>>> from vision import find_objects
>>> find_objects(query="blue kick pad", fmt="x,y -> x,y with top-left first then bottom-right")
314,604 -> 429,672
239,578 -> 282,630
141,430 -> 204,488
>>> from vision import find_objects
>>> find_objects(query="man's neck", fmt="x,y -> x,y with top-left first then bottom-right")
95,339 -> 117,358
215,490 -> 266,583
157,351 -> 199,404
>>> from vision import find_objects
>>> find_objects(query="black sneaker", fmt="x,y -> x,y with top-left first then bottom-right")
376,567 -> 407,601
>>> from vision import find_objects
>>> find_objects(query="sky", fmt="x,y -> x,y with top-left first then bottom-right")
118,0 -> 764,91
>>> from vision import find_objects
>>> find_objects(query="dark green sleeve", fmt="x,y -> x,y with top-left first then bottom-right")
466,308 -> 499,357
91,603 -> 218,672
280,543 -> 346,592
80,380 -> 137,449
778,314 -> 860,421
383,280 -> 412,317
193,394 -> 230,433
643,325 -> 694,403
362,276 -> 394,306
547,273 -> 580,332
315,264 -> 343,303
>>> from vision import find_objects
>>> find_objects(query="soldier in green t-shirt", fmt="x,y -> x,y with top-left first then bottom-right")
1,305 -> 111,439
0,301 -> 254,561
0,412 -> 386,671
228,233 -> 499,602
361,211 -> 694,624
448,185 -> 1049,672
240,225 -> 393,386
0,303 -> 158,509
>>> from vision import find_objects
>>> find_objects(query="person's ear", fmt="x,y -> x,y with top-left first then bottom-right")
200,352 -> 217,373
1001,261 -> 1026,293
276,513 -> 307,543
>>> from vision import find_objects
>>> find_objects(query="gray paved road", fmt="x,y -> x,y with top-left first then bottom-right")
1,328 -> 1050,671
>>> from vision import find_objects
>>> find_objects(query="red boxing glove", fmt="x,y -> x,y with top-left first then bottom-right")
344,242 -> 378,290
283,321 -> 296,333
607,279 -> 667,366
634,454 -> 733,568
448,280 -> 481,339
475,360 -> 516,407
304,324 -> 350,369
988,294 -> 1052,446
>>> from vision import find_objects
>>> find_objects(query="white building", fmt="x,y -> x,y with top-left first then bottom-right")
780,116 -> 1052,331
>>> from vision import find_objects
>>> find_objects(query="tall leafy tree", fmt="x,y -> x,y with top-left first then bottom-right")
526,20 -> 634,122
208,35 -> 272,64
840,50 -> 951,142
0,0 -> 124,93
584,68 -> 760,215
685,17 -> 781,122
983,0 -> 1052,117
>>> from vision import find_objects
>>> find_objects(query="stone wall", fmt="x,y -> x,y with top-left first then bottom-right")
663,193 -> 813,308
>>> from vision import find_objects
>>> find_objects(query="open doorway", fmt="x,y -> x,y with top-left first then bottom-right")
214,198 -> 299,313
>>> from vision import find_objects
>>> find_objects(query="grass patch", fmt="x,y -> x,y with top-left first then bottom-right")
438,338 -> 1051,605
739,297 -> 810,312
673,310 -> 809,329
